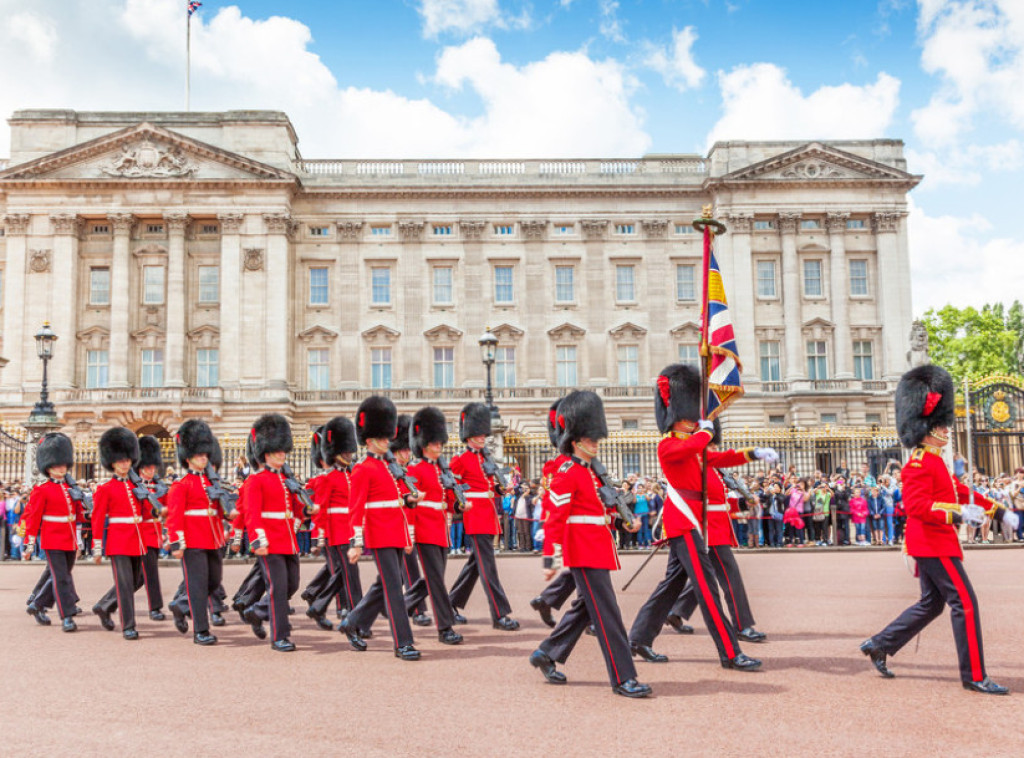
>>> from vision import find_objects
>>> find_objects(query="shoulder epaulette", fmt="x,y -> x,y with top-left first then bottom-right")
909,448 -> 925,467
558,460 -> 574,473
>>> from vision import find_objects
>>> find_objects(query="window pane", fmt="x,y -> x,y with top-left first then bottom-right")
616,265 -> 635,301
371,268 -> 391,305
806,341 -> 828,380
307,349 -> 329,390
196,348 -> 219,387
555,266 -> 575,302
678,344 -> 700,369
309,267 -> 329,305
433,267 -> 453,304
495,346 -> 516,388
198,265 -> 219,303
803,260 -> 822,297
676,264 -> 695,301
86,350 -> 109,389
371,347 -> 392,389
756,261 -> 776,297
143,266 -> 165,304
556,345 -> 577,387
759,341 -> 781,382
617,345 -> 639,386
433,347 -> 454,388
90,268 -> 110,305
853,340 -> 874,380
494,266 -> 514,303
141,349 -> 164,388
849,259 -> 869,296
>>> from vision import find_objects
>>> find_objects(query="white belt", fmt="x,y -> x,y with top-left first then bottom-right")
326,507 -> 350,514
42,515 -> 74,523
567,515 -> 610,526
108,516 -> 142,524
365,500 -> 402,509
419,500 -> 445,510
465,492 -> 492,499
261,511 -> 292,520
706,504 -> 729,512
184,509 -> 216,517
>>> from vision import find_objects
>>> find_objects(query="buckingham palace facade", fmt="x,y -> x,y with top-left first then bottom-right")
0,109 -> 920,439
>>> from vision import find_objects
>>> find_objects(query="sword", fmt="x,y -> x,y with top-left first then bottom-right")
621,538 -> 668,592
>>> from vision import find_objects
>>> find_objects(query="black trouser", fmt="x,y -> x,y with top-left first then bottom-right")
672,544 -> 756,632
404,543 -> 456,631
402,550 -> 427,616
871,556 -> 987,683
310,545 -> 363,617
141,547 -> 163,612
177,548 -> 223,634
629,531 -> 741,663
108,555 -> 144,631
303,561 -> 331,602
539,567 -> 637,687
233,561 -> 266,609
97,555 -> 147,616
347,547 -> 414,649
29,565 -> 59,605
259,554 -> 301,642
34,550 -> 78,619
539,568 -> 576,611
448,533 -> 512,621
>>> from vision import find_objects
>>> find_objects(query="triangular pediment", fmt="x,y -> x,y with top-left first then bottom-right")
608,321 -> 648,340
720,143 -> 919,184
423,323 -> 464,342
76,325 -> 110,342
187,324 -> 220,341
491,322 -> 525,341
0,122 -> 296,184
130,325 -> 165,340
547,321 -> 586,340
669,321 -> 701,338
361,324 -> 401,343
297,325 -> 339,342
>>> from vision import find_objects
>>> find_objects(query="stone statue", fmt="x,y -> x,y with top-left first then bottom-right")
907,320 -> 930,368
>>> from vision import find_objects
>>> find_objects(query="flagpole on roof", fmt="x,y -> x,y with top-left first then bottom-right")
186,6 -> 191,110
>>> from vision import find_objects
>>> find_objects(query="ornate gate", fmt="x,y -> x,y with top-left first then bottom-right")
956,375 -> 1024,476
0,424 -> 28,482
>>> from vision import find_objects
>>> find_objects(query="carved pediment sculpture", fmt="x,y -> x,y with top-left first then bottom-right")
243,248 -> 265,272
101,140 -> 197,178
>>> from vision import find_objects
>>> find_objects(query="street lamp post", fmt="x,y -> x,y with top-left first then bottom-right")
478,327 -> 499,420
24,322 -> 62,483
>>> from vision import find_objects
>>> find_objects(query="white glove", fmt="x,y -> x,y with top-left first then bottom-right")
961,504 -> 986,527
1002,510 -> 1021,532
754,447 -> 780,465
551,544 -> 563,572
534,527 -> 545,544
697,420 -> 714,433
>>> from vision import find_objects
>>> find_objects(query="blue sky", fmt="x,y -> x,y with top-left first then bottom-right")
1,0 -> 1022,314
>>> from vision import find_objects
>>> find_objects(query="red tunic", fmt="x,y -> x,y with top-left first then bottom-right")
349,454 -> 411,550
450,448 -> 500,536
229,483 -> 248,543
658,431 -> 753,540
318,465 -> 355,547
902,446 -> 995,559
705,476 -> 741,548
541,454 -> 570,557
139,479 -> 165,550
23,479 -> 84,552
546,458 -> 620,570
244,468 -> 301,555
91,477 -> 147,556
166,470 -> 225,550
407,459 -> 455,547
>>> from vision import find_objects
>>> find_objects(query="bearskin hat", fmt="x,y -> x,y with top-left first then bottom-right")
459,402 -> 492,442
390,414 -> 412,453
310,426 -> 325,470
244,433 -> 259,470
356,396 -> 398,445
322,416 -> 359,462
557,390 -> 608,456
654,363 -> 702,434
99,427 -> 140,472
210,436 -> 224,472
711,417 -> 722,447
411,406 -> 448,459
251,413 -> 293,464
895,365 -> 955,449
546,398 -> 566,449
175,419 -> 216,468
36,432 -> 74,475
135,435 -> 165,477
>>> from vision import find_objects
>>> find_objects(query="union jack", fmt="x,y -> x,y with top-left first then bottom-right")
700,244 -> 745,421
187,1 -> 202,16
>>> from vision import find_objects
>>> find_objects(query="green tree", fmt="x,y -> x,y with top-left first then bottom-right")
921,303 -> 1022,382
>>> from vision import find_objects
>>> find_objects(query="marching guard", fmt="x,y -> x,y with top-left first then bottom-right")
402,406 -> 464,644
339,397 -> 422,660
391,414 -> 431,626
447,402 -> 519,630
861,365 -> 1015,694
23,433 -> 85,632
528,391 -> 650,698
137,436 -> 168,620
301,426 -> 333,621
628,364 -> 773,670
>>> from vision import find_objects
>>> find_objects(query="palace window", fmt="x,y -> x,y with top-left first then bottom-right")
371,226 -> 392,237
307,349 -> 330,390
198,265 -> 219,303
806,341 -> 828,380
141,349 -> 164,388
617,345 -> 639,386
675,224 -> 694,235
86,350 -> 109,389
846,219 -> 866,230
615,224 -> 635,235
756,260 -> 777,298
371,347 -> 392,389
433,347 -> 454,388
803,259 -> 823,297
143,266 -> 165,305
800,219 -> 821,230
555,266 -> 575,303
371,268 -> 391,305
678,344 -> 700,370
309,267 -> 329,306
196,349 -> 219,387
753,220 -> 775,231
89,267 -> 110,305
432,225 -> 453,236
676,264 -> 696,301
615,265 -> 635,302
760,341 -> 781,382
433,266 -> 454,305
494,265 -> 514,304
145,223 -> 164,235
494,224 -> 514,236
555,224 -> 574,235
853,340 -> 874,380
495,347 -> 516,388
309,226 -> 329,237
556,345 -> 578,387
849,259 -> 869,296
199,223 -> 219,235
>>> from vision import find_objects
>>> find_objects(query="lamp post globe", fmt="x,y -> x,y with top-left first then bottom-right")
28,321 -> 58,423
478,327 -> 500,420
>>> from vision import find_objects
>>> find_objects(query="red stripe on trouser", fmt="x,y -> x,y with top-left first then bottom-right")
326,549 -> 340,613
417,545 -> 439,630
181,556 -> 196,624
45,552 -> 65,619
342,553 -> 356,609
140,556 -> 150,609
261,558 -> 277,641
112,561 -> 125,630
940,557 -> 983,682
712,548 -> 741,629
581,570 -> 622,685
682,532 -> 735,659
374,551 -> 400,648
472,535 -> 502,618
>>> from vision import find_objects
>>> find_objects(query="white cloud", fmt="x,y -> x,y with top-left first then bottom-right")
0,1 -> 649,159
907,140 -> 1023,187
641,26 -> 706,92
707,63 -> 900,144
599,0 -> 625,43
416,0 -> 531,38
5,11 -> 58,62
908,198 -> 1024,313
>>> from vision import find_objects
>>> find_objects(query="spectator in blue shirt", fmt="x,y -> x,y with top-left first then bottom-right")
867,486 -> 885,545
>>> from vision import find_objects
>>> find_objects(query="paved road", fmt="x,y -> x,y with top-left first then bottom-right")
3,550 -> 1022,756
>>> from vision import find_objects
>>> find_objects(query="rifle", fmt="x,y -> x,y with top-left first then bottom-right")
590,457 -> 636,525
384,450 -> 420,503
204,463 -> 238,514
480,447 -> 511,493
721,471 -> 756,506
437,456 -> 469,513
64,473 -> 93,516
127,468 -> 163,518
281,463 -> 316,516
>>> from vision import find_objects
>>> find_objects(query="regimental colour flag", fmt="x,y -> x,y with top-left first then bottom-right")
700,247 -> 745,420
188,1 -> 203,16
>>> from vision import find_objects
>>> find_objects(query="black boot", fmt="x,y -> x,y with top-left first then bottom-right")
859,639 -> 894,678
62,617 -> 77,633
529,650 -> 567,684
26,603 -> 51,626
962,677 -> 1009,695
665,613 -> 694,634
193,631 -> 218,646
738,627 -> 767,643
630,643 -> 668,663
722,653 -> 762,671
171,605 -> 189,635
272,639 -> 296,652
149,610 -> 166,621
395,645 -> 421,661
242,607 -> 267,640
438,628 -> 463,645
530,596 -> 556,628
612,679 -> 652,698
306,608 -> 333,631
92,605 -> 115,632
339,620 -> 367,651
493,616 -> 520,631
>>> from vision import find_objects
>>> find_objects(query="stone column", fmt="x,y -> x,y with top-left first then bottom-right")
49,214 -> 81,389
778,212 -> 804,382
107,213 -> 135,387
827,212 -> 853,379
1,214 -> 31,390
874,212 -> 907,379
725,213 -> 756,381
217,213 -> 244,388
263,213 -> 291,392
164,213 -> 189,387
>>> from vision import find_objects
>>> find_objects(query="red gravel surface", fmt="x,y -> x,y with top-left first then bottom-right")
3,549 -> 1023,756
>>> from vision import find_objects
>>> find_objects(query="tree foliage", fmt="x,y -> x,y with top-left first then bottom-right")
922,302 -> 1024,382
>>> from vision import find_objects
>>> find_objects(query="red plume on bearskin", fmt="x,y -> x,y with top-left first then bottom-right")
251,413 -> 293,464
557,390 -> 608,456
653,363 -> 702,434
36,432 -> 74,475
895,365 -> 955,449
546,398 -> 566,449
135,435 -> 165,477
310,425 -> 325,469
390,415 -> 413,453
459,402 -> 491,442
411,406 -> 448,459
322,416 -> 358,462
356,396 -> 398,445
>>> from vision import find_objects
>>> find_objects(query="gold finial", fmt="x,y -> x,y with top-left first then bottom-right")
701,203 -> 713,219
